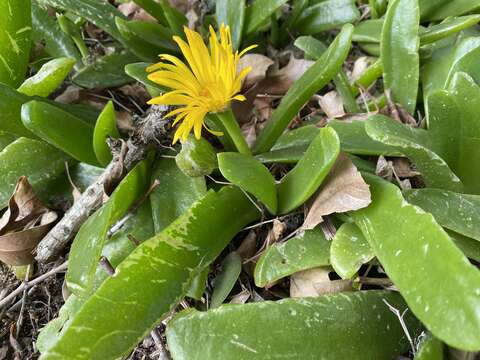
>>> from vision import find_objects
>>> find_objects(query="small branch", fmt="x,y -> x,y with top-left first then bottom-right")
35,105 -> 169,262
383,299 -> 415,356
0,261 -> 68,309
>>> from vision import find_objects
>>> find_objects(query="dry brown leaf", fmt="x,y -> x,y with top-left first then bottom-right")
229,287 -> 251,304
241,120 -> 258,147
237,54 -> 274,89
350,56 -> 375,82
118,2 -> 140,17
0,177 -> 57,266
290,267 -> 352,298
118,83 -> 150,105
383,90 -> 417,126
375,155 -> 394,180
55,85 -> 81,104
392,157 -> 419,178
303,153 -> 371,230
259,56 -> 314,95
318,91 -> 345,119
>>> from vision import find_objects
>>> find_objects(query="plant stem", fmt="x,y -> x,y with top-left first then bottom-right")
213,109 -> 251,155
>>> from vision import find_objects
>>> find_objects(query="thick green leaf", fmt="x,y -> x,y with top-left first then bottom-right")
0,0 -> 31,87
421,15 -> 480,45
176,136 -> 217,177
255,147 -> 307,164
93,101 -> 120,167
271,125 -> 320,151
211,252 -> 242,308
21,100 -> 99,166
216,0 -> 245,49
36,295 -> 85,354
353,16 -> 480,46
328,119 -> 401,156
448,231 -> 480,263
244,0 -> 288,35
0,138 -> 69,207
0,83 -> 36,138
419,0 -> 449,19
115,17 -> 176,62
293,35 -> 359,113
294,36 -> 327,59
422,36 -> 480,97
405,188 -> 480,242
424,0 -> 480,21
353,19 -> 383,43
186,267 -> 209,300
254,24 -> 353,153
254,228 -> 330,287
218,152 -> 277,214
31,2 -> 82,69
18,57 -> 75,97
365,115 -> 463,192
330,222 -> 374,279
351,174 -> 480,351
67,160 -> 151,298
72,51 -> 137,89
415,334 -> 444,360
150,158 -> 207,233
39,186 -> 260,360
381,0 -> 420,114
0,132 -> 16,152
39,0 -> 126,43
157,0 -> 187,35
277,128 -> 339,214
167,290 -> 421,360
447,72 -> 480,194
296,0 -> 360,35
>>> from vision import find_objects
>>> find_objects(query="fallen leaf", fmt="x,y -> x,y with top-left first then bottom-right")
118,1 -> 156,21
318,90 -> 345,119
375,155 -> 394,180
303,153 -> 371,230
290,267 -> 352,298
0,177 -> 57,266
55,85 -> 81,104
259,55 -> 314,95
382,90 -> 417,126
229,287 -> 251,304
392,157 -> 419,178
350,56 -> 375,82
118,83 -> 150,106
237,54 -> 274,89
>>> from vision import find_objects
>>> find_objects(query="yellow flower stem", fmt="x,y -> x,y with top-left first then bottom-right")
213,109 -> 251,155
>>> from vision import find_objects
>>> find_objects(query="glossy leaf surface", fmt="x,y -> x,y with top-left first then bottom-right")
150,158 -> 207,233
93,101 -> 120,167
21,100 -> 99,166
381,0 -> 420,114
330,222 -> 374,279
218,152 -> 277,213
0,0 -> 31,87
254,24 -> 353,153
351,174 -> 480,351
254,229 -> 330,287
296,0 -> 360,35
277,128 -> 340,214
0,138 -> 69,207
40,187 -> 259,360
167,291 -> 421,360
18,57 -> 75,97
405,188 -> 480,241
67,160 -> 151,298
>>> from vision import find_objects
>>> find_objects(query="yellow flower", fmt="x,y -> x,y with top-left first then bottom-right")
147,24 -> 256,143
